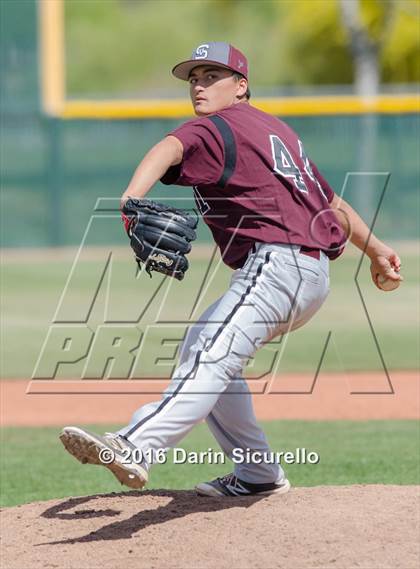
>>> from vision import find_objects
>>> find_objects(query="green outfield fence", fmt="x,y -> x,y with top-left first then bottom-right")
1,0 -> 419,249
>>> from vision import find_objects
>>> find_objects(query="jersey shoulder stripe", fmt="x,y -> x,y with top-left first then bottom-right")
208,115 -> 237,188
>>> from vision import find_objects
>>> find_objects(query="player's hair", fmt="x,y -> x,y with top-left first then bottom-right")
232,72 -> 251,100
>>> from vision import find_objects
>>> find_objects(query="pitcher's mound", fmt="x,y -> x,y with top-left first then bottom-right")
1,485 -> 419,569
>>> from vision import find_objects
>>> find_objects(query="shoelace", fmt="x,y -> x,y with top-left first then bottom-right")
104,432 -> 127,452
219,473 -> 237,486
218,473 -> 253,496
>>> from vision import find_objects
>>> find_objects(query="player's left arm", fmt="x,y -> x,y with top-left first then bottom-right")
329,193 -> 403,289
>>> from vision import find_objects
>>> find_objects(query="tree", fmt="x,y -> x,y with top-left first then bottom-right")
339,0 -> 396,97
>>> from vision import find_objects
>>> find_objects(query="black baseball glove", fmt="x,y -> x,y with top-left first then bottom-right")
121,198 -> 198,280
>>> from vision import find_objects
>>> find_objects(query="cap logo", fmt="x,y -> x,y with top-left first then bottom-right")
195,44 -> 209,59
238,60 -> 244,69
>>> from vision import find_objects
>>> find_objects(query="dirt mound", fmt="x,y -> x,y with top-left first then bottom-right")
1,485 -> 419,569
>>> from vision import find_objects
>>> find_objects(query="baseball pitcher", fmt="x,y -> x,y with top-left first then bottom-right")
60,43 -> 402,497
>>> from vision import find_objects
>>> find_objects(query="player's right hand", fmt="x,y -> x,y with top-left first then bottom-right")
369,246 -> 403,290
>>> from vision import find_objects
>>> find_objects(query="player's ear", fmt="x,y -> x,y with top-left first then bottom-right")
236,77 -> 248,99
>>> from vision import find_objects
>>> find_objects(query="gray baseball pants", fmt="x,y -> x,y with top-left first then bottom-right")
118,243 -> 330,483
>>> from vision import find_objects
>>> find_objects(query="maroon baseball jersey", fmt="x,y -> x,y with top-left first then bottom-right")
161,103 -> 346,269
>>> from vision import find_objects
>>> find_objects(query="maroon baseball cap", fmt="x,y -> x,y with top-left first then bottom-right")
172,42 -> 248,81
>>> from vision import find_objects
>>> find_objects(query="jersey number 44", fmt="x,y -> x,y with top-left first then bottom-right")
270,135 -> 327,199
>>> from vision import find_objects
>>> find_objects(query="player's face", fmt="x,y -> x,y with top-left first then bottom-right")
188,66 -> 247,116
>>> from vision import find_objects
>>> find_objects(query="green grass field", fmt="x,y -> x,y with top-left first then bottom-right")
1,244 -> 418,378
2,247 -> 418,510
1,420 -> 418,508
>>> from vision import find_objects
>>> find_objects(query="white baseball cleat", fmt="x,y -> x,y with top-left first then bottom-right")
196,473 -> 291,497
59,426 -> 148,490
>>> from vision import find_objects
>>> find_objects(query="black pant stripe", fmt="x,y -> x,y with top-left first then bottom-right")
123,251 -> 272,440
